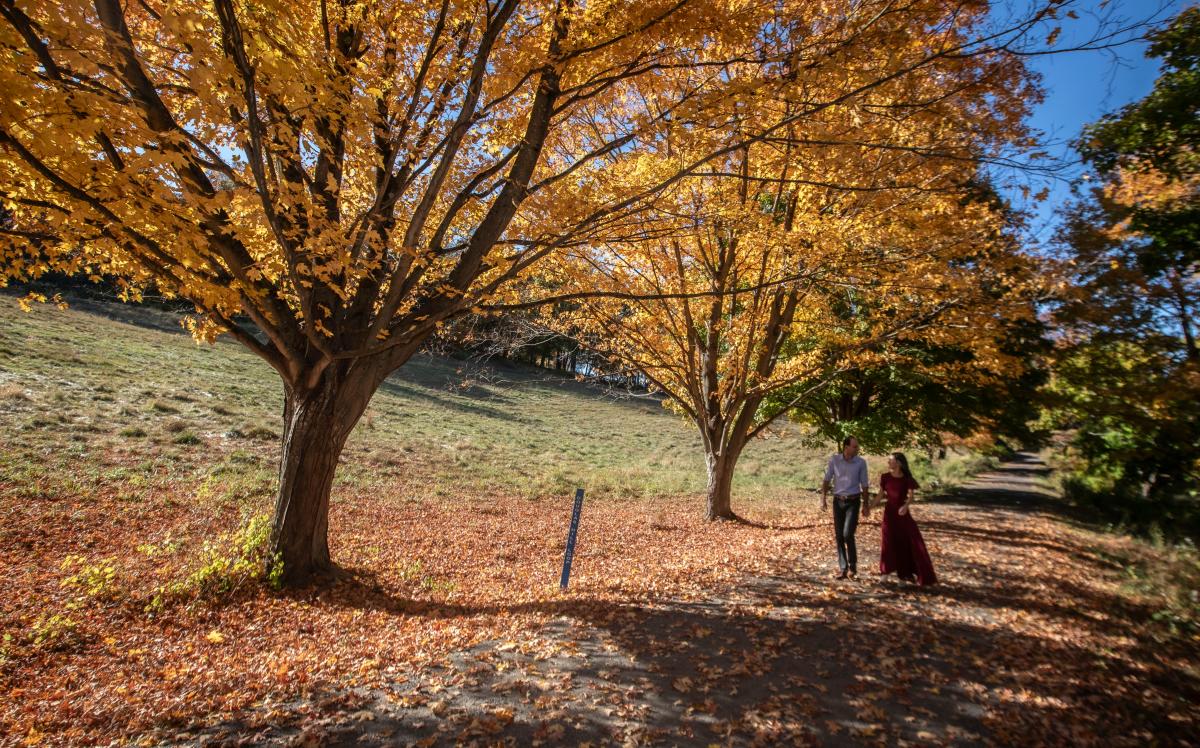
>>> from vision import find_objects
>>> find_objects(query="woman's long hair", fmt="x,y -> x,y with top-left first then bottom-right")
892,452 -> 913,480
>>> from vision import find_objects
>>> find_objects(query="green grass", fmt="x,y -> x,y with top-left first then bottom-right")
0,292 -> 979,509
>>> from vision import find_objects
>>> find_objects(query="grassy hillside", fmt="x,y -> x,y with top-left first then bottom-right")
0,293 -> 990,516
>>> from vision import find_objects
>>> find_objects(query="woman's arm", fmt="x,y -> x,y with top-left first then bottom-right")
871,473 -> 886,511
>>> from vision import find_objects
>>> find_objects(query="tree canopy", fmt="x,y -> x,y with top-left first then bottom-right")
1047,6 -> 1200,538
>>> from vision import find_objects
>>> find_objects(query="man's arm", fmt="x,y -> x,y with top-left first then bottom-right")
821,458 -> 832,511
860,460 -> 871,515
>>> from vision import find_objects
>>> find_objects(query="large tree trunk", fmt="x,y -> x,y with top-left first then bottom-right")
1168,270 -> 1197,360
704,448 -> 740,521
269,356 -> 400,586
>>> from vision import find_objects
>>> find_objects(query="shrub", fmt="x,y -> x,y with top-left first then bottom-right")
149,513 -> 282,611
0,382 -> 29,401
29,613 -> 82,651
60,555 -> 119,600
241,425 -> 278,441
136,535 -> 183,558
1060,461 -> 1200,543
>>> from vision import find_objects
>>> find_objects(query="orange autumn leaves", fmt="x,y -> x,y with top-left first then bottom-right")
2,0 -> 1039,358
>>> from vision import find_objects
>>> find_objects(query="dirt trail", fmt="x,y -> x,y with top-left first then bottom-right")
170,454 -> 1198,746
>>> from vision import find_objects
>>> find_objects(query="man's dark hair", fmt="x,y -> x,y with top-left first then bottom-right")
842,436 -> 858,448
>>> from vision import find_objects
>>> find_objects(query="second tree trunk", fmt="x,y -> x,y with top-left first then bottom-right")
705,449 -> 739,521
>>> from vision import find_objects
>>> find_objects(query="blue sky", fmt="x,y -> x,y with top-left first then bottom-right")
995,0 -> 1190,247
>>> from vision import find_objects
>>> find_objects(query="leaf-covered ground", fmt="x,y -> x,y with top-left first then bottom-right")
1,298 -> 1197,746
4,452 -> 1197,746
127,454 -> 1190,748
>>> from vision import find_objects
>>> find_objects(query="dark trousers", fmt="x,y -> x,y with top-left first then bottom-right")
833,495 -> 861,573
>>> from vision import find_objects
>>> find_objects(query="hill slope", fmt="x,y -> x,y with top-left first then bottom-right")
0,293 -> 980,510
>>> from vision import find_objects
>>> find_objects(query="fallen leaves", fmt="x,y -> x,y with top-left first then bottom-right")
0,459 -> 1198,746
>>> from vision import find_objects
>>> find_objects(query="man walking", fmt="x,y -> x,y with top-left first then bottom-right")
821,436 -> 870,579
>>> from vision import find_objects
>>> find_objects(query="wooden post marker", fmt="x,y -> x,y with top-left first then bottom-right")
559,488 -> 585,590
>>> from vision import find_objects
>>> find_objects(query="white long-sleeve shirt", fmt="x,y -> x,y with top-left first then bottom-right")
824,454 -> 869,496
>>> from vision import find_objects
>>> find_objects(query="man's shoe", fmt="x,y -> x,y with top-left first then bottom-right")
835,570 -> 848,580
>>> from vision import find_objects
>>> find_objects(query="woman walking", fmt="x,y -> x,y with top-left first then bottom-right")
878,452 -> 937,586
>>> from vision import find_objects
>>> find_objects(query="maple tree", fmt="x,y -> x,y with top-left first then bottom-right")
0,0 -> 1105,579
784,315 -> 1050,454
0,0 -> 799,582
556,180 -> 1039,519
1069,5 -> 1199,361
544,42 -> 1042,519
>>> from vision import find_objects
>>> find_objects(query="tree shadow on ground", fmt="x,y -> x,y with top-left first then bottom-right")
174,561 -> 1200,747
921,457 -> 1103,530
919,519 -> 1115,567
177,590 -> 988,746
375,377 -> 518,421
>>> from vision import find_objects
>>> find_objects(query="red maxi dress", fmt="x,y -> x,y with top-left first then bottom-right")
879,473 -> 938,585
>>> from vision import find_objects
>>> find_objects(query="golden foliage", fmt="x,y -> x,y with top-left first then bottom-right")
2,0 -> 1040,386
531,7 -> 1043,503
